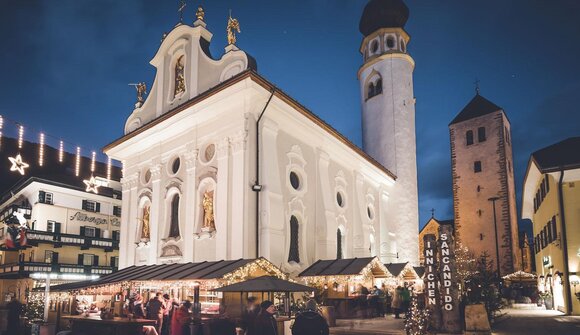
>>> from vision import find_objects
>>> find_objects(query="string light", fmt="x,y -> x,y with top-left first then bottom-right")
0,115 -> 3,149
75,146 -> 81,177
59,140 -> 64,163
18,124 -> 24,149
91,151 -> 96,173
107,156 -> 112,180
39,133 -> 45,166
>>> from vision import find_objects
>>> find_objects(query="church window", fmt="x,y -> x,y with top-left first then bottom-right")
477,209 -> 482,217
171,157 -> 181,175
480,233 -> 484,241
375,79 -> 382,95
367,78 -> 382,100
336,192 -> 344,208
168,194 -> 180,238
337,229 -> 343,259
288,215 -> 300,263
551,216 -> 557,240
477,185 -> 481,192
474,161 -> 482,173
371,40 -> 379,54
204,144 -> 216,162
143,169 -> 151,184
368,82 -> 375,99
400,40 -> 406,53
386,36 -> 395,49
478,127 -> 486,142
289,171 -> 301,190
466,130 -> 474,145
367,205 -> 375,220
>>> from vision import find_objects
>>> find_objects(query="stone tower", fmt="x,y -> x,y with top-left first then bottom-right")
449,93 -> 521,276
359,0 -> 419,264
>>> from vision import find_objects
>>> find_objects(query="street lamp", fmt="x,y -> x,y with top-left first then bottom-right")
488,196 -> 501,282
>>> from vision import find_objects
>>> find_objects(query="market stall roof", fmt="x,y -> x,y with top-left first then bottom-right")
298,257 -> 391,278
413,266 -> 425,278
502,270 -> 537,282
385,262 -> 421,280
212,276 -> 314,293
46,258 -> 282,292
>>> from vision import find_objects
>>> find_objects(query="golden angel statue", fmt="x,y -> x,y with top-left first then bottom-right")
136,82 -> 147,103
141,205 -> 151,240
174,56 -> 186,96
227,13 -> 241,45
202,190 -> 215,232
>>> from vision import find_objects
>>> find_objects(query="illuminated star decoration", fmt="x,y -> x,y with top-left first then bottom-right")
9,154 -> 29,175
83,175 -> 100,194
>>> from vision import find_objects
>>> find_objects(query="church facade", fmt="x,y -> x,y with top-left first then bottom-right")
105,0 -> 419,275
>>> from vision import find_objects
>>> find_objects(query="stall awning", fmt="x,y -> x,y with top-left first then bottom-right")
213,276 -> 314,293
298,257 -> 391,278
46,257 -> 283,292
385,262 -> 420,280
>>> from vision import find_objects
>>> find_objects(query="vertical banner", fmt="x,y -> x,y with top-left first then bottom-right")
438,224 -> 462,333
423,234 -> 441,330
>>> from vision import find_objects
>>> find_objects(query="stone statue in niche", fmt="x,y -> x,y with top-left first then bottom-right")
141,205 -> 151,240
174,56 -> 186,97
202,190 -> 215,232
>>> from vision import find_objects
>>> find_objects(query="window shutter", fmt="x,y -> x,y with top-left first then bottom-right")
39,191 -> 46,203
82,200 -> 88,211
95,202 -> 101,213
80,226 -> 86,236
78,254 -> 84,265
93,255 -> 99,266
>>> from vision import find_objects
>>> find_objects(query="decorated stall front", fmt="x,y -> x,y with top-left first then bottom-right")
298,257 -> 393,318
38,257 -> 285,331
384,262 -> 424,292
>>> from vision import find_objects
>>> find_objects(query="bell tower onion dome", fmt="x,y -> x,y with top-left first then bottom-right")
359,0 -> 409,36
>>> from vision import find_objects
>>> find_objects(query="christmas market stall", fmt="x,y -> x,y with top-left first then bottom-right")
37,257 -> 286,331
298,257 -> 393,318
384,262 -> 424,292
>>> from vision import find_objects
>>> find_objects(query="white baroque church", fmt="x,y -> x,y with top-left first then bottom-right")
104,0 -> 419,275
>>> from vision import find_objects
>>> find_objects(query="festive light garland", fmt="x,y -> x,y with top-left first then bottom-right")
59,140 -> 64,163
404,295 -> 431,335
39,132 -> 45,166
75,146 -> 81,177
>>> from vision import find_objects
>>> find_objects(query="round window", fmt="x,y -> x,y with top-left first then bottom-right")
371,40 -> 378,53
336,192 -> 344,208
171,157 -> 181,174
367,205 -> 374,220
289,171 -> 300,190
386,36 -> 395,49
143,169 -> 151,184
204,144 -> 215,162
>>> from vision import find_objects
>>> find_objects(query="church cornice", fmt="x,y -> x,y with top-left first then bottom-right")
104,69 -> 397,182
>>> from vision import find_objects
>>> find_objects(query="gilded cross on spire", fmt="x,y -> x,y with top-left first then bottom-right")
178,0 -> 187,24
474,78 -> 481,95
227,10 -> 241,45
431,208 -> 435,218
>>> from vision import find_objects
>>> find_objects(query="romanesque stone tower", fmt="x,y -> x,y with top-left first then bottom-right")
359,0 -> 419,264
449,93 -> 521,276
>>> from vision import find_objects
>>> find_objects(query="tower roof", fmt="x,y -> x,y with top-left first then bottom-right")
531,137 -> 580,172
359,0 -> 409,37
449,94 -> 502,125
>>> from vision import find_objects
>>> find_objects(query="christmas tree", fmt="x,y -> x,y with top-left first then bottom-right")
404,295 -> 431,335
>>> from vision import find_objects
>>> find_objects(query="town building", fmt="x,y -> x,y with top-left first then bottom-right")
522,136 -> 580,315
449,93 -> 521,276
104,0 -> 419,275
418,217 -> 453,265
0,137 -> 122,301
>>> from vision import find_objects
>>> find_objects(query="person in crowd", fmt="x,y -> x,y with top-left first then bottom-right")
391,286 -> 403,319
147,292 -> 166,333
133,294 -> 146,319
161,294 -> 172,335
171,300 -> 192,335
209,304 -> 236,335
254,300 -> 278,335
7,296 -> 22,335
400,283 -> 411,317
356,284 -> 370,318
241,296 -> 260,335
370,285 -> 384,317
291,299 -> 329,335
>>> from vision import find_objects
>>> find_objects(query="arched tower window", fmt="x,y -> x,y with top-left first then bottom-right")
367,82 -> 375,100
386,36 -> 395,49
466,130 -> 474,145
337,229 -> 343,259
288,215 -> 300,263
168,194 -> 180,238
478,127 -> 486,142
400,40 -> 406,53
375,79 -> 382,95
367,75 -> 383,100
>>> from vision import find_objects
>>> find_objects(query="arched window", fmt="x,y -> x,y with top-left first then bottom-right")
337,229 -> 343,259
375,79 -> 382,95
288,215 -> 300,263
478,127 -> 486,142
367,82 -> 375,100
466,130 -> 474,145
386,36 -> 395,49
168,194 -> 180,238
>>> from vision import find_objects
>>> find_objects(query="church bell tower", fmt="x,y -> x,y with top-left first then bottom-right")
359,0 -> 419,264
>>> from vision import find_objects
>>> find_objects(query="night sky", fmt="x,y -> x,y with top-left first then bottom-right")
1,0 -> 579,229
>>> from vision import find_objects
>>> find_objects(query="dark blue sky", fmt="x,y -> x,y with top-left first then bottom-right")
1,0 -> 579,228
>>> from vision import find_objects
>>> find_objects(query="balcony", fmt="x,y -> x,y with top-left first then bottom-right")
23,230 -> 119,252
0,261 -> 117,279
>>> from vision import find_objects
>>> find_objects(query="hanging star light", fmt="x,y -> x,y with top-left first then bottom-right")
83,175 -> 100,194
9,153 -> 29,175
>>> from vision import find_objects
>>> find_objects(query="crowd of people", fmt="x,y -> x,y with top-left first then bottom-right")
124,292 -> 193,335
348,283 -> 413,319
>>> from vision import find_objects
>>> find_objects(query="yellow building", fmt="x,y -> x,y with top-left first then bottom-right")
418,217 -> 453,265
522,136 -> 580,315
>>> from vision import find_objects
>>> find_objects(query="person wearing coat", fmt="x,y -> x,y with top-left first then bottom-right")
254,300 -> 278,335
391,286 -> 403,319
291,299 -> 329,335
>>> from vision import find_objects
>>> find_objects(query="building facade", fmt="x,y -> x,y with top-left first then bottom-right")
105,0 -> 419,275
449,94 -> 521,276
522,136 -> 580,315
418,217 -> 453,266
0,139 -> 122,301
